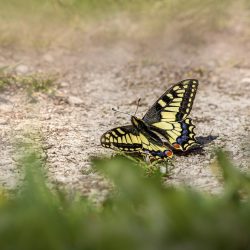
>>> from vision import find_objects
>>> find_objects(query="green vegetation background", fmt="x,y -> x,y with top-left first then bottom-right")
1,0 -> 248,48
0,144 -> 249,250
0,1 -> 250,249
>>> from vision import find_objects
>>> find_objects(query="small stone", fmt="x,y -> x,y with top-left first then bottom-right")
210,75 -> 219,83
43,54 -> 54,62
241,77 -> 250,84
241,78 -> 250,90
68,96 -> 84,105
14,123 -> 26,131
0,103 -> 13,112
15,64 -> 29,74
60,81 -> 69,87
40,114 -> 51,121
160,166 -> 167,174
0,118 -> 8,125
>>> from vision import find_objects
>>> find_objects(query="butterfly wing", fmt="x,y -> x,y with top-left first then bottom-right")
149,118 -> 198,151
143,79 -> 199,151
100,125 -> 173,158
137,129 -> 173,158
101,125 -> 142,152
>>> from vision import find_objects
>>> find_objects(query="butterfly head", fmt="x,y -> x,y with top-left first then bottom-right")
131,116 -> 146,129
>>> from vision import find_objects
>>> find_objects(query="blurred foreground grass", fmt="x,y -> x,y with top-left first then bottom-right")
0,0 -> 248,49
0,144 -> 249,250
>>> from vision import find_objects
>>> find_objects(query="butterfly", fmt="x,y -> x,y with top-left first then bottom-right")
100,79 -> 199,159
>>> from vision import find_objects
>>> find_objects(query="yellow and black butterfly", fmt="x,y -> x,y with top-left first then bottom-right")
100,79 -> 199,159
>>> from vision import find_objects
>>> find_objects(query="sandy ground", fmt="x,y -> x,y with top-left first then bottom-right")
0,34 -> 249,200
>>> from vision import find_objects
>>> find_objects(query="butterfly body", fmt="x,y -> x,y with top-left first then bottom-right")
101,79 -> 200,159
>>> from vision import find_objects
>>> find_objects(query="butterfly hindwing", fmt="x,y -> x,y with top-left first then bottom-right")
143,79 -> 198,123
143,79 -> 199,151
150,118 -> 198,151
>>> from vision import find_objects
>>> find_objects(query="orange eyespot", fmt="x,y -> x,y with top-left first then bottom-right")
173,143 -> 181,150
165,150 -> 173,158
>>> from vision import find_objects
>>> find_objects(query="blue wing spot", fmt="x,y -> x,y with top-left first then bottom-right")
177,135 -> 189,144
182,129 -> 189,135
177,137 -> 183,144
182,135 -> 189,141
181,122 -> 188,129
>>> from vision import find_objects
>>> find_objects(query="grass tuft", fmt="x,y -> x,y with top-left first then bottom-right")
0,66 -> 57,94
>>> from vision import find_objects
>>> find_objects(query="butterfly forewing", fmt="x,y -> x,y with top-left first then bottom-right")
101,125 -> 142,152
143,79 -> 198,123
143,79 -> 199,151
101,125 -> 173,158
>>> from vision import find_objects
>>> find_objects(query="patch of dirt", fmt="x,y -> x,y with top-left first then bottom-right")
0,33 -> 249,200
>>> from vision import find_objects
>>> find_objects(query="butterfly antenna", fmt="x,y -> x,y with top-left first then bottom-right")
134,98 -> 141,116
112,108 -> 131,116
